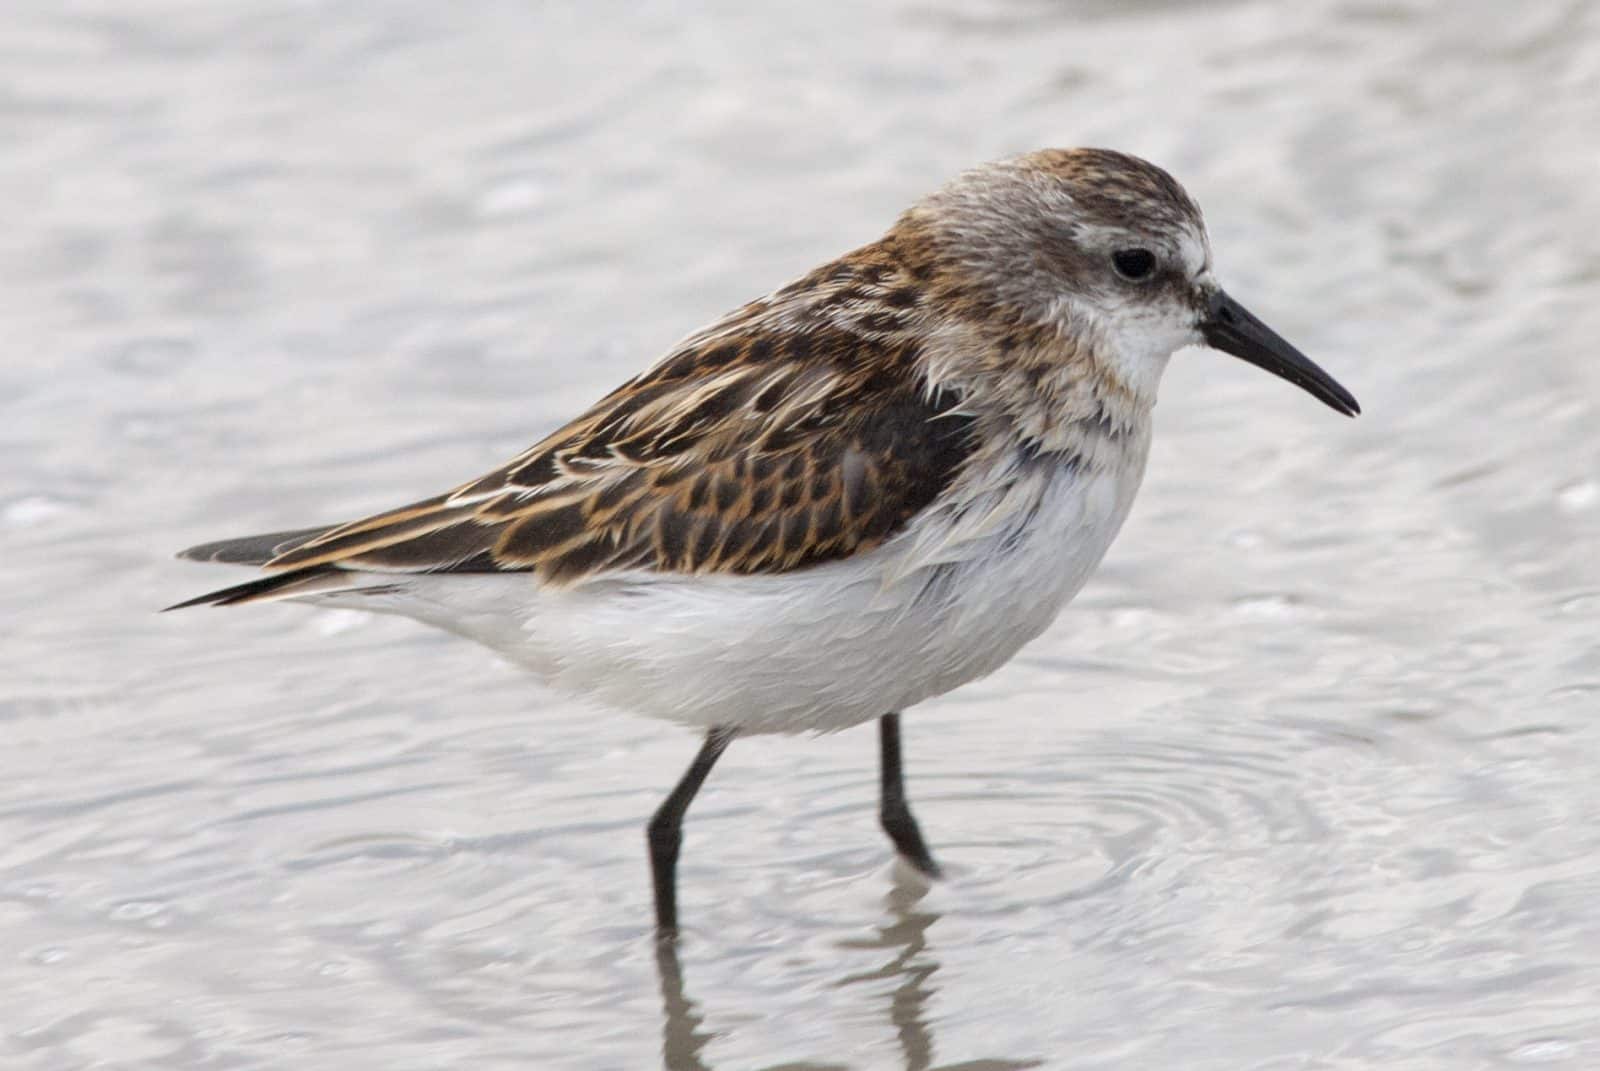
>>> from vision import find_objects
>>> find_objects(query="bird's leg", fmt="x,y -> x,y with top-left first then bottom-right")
878,713 -> 941,878
648,726 -> 736,937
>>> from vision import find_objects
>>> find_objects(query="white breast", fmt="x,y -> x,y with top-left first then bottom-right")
365,439 -> 1151,735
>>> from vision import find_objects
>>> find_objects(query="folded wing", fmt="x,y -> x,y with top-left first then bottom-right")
175,248 -> 979,606
266,334 -> 973,582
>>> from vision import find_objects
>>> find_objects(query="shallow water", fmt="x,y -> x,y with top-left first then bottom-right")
4,0 -> 1600,1067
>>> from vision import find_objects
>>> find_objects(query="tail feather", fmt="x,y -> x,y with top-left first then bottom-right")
177,525 -> 339,567
163,565 -> 371,611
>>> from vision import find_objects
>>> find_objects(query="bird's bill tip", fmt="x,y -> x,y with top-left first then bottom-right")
1201,289 -> 1360,417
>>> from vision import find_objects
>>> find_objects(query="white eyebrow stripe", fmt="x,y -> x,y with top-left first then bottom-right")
1176,228 -> 1210,279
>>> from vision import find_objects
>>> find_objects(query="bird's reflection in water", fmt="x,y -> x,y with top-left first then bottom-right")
656,867 -> 1042,1071
655,935 -> 719,1071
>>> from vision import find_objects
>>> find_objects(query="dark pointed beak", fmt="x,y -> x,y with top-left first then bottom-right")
1201,289 -> 1360,417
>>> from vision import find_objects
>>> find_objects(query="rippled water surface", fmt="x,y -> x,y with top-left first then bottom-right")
5,1 -> 1600,1067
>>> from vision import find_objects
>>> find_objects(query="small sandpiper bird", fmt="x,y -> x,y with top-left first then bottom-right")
171,149 -> 1359,936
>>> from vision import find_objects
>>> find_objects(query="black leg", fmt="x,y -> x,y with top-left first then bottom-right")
878,713 -> 941,878
648,727 -> 735,936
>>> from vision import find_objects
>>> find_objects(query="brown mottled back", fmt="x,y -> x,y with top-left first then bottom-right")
263,242 -> 977,582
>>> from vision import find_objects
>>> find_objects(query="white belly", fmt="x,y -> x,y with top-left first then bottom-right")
357,445 -> 1150,735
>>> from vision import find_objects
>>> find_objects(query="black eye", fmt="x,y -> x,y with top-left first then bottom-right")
1111,248 -> 1157,281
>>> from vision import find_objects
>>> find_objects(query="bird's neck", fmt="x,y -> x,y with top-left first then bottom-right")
919,318 -> 1155,470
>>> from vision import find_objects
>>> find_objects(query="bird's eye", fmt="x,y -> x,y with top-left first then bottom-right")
1111,248 -> 1157,281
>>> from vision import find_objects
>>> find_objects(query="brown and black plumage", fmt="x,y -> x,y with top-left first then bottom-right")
173,234 -> 983,607
170,148 -> 1359,934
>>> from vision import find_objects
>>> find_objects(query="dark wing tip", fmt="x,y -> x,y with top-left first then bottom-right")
163,565 -> 347,612
162,590 -> 224,612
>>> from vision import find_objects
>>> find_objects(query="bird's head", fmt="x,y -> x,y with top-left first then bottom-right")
900,148 -> 1359,418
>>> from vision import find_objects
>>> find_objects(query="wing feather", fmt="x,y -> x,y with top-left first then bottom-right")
256,247 -> 976,584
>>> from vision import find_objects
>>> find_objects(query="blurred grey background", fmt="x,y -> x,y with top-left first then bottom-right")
3,1 -> 1598,1068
